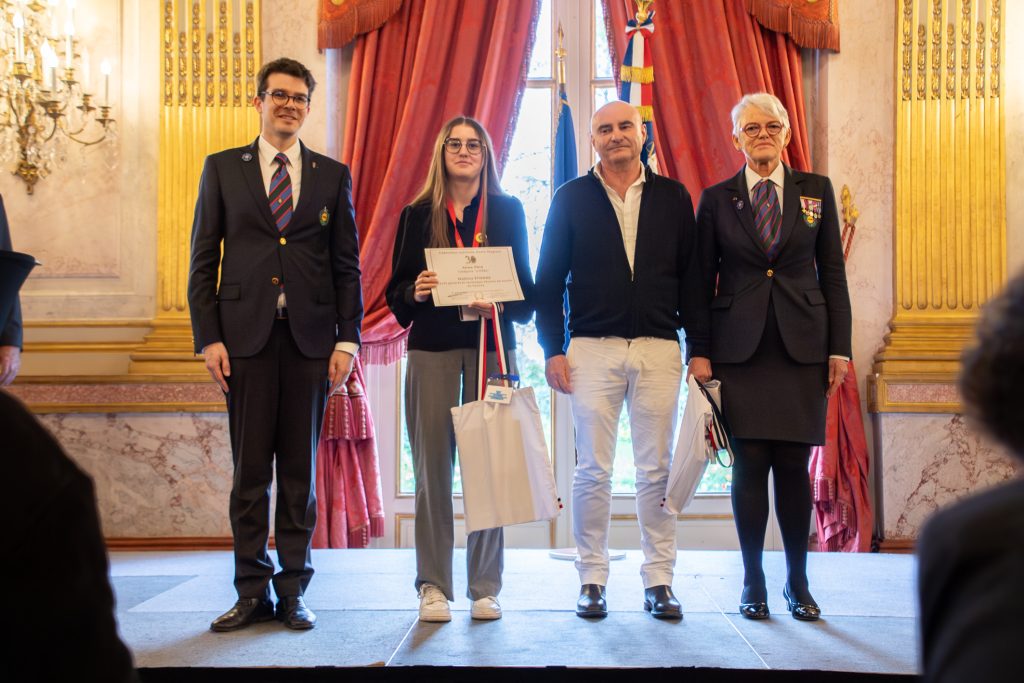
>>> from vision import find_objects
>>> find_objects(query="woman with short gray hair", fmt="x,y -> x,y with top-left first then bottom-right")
696,92 -> 852,622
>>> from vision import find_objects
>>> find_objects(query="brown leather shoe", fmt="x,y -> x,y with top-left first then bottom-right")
643,585 -> 682,619
210,598 -> 274,632
276,596 -> 317,630
576,584 -> 608,619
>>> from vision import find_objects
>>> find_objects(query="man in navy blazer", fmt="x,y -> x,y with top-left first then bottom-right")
188,57 -> 362,632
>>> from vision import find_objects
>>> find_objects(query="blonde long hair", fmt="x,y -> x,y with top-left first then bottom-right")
411,116 -> 504,248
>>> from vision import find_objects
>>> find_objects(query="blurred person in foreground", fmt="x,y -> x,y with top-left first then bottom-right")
918,270 -> 1024,683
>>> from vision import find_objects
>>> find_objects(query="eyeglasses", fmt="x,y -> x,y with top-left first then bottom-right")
260,90 -> 310,107
741,122 -> 785,138
443,138 -> 485,155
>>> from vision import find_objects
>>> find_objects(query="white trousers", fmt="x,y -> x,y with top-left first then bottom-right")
567,336 -> 682,588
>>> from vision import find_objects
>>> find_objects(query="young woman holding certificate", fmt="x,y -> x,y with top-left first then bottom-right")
386,116 -> 534,623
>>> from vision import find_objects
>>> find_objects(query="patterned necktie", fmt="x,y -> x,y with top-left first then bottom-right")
752,179 -> 782,260
269,152 -> 293,231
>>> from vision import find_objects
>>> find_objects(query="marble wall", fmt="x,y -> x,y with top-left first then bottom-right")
876,413 -> 1019,540
2,0 -> 160,321
40,413 -> 234,537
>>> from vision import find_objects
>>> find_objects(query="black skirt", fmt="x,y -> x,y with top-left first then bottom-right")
713,300 -> 829,445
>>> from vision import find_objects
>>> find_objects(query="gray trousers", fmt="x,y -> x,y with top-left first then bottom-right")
406,347 -> 514,600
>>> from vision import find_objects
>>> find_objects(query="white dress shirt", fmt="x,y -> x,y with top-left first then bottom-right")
744,162 -> 785,212
594,163 -> 645,276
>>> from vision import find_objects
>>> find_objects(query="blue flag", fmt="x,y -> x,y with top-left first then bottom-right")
554,86 -> 577,189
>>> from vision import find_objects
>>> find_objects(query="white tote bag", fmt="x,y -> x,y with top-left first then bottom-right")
663,377 -> 732,514
451,307 -> 561,534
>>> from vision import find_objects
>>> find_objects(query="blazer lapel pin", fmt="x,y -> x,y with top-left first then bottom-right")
733,196 -> 744,211
241,152 -> 253,162
319,207 -> 330,226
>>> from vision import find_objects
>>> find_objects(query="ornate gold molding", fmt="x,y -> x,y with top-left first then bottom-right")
130,1 -> 261,376
873,0 -> 1005,413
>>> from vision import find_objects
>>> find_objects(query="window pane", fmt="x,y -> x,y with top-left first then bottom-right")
529,0 -> 552,79
594,85 -> 617,110
594,0 -> 613,79
502,85 -> 554,451
611,370 -> 734,495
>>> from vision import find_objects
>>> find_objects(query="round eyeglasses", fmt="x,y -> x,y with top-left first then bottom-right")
741,122 -> 785,138
260,90 -> 310,107
443,138 -> 484,155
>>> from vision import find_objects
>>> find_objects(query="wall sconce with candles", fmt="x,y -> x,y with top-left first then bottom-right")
0,0 -> 115,194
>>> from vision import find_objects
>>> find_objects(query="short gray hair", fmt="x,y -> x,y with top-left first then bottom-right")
731,92 -> 791,136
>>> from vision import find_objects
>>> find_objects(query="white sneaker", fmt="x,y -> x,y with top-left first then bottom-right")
470,596 -> 502,620
418,584 -> 451,622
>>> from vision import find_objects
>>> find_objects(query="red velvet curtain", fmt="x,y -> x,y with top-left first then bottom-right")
342,0 -> 541,364
602,0 -> 810,198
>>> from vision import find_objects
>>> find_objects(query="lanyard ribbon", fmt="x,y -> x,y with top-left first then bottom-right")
477,303 -> 508,401
446,196 -> 486,248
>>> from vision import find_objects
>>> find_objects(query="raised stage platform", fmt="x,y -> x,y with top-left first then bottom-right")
111,548 -> 919,681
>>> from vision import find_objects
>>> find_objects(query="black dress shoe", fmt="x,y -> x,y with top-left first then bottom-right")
277,596 -> 317,630
783,585 -> 821,622
576,584 -> 607,619
643,585 -> 682,619
739,601 -> 770,620
210,597 -> 274,632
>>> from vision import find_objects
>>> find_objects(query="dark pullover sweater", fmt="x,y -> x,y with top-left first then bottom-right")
534,167 -> 710,361
386,192 -> 535,352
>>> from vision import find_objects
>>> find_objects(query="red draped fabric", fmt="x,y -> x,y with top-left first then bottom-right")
313,357 -> 385,549
342,0 -> 541,364
601,0 -> 810,198
809,363 -> 873,552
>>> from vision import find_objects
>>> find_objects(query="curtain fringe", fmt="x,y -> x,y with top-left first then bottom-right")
744,0 -> 840,52
318,0 -> 402,50
360,329 -> 409,366
619,64 -> 654,84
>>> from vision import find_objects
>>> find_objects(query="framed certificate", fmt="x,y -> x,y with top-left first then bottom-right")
424,246 -> 524,307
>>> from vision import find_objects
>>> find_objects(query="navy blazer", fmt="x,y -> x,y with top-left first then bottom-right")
696,165 -> 851,364
188,138 -> 363,359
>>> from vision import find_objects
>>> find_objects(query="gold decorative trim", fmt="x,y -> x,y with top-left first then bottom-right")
877,538 -> 915,554
107,536 -> 256,551
877,0 -> 1005,413
24,319 -> 154,329
137,1 -> 261,375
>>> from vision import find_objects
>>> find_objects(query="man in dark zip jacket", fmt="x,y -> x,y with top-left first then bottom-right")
535,100 -> 711,620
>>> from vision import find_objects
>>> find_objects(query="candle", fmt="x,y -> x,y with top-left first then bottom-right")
13,12 -> 24,62
65,21 -> 74,68
101,59 -> 111,105
81,48 -> 90,90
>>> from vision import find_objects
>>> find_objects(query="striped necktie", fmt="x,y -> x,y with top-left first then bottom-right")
752,179 -> 782,260
269,152 -> 293,231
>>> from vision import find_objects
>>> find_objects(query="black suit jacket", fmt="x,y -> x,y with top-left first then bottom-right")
696,166 -> 851,364
0,195 -> 23,348
188,138 -> 362,359
918,477 -> 1024,682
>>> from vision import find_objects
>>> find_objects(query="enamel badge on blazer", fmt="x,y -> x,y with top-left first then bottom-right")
800,196 -> 822,228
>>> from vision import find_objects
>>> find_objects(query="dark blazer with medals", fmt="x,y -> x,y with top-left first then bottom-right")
696,165 -> 851,444
188,138 -> 362,359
